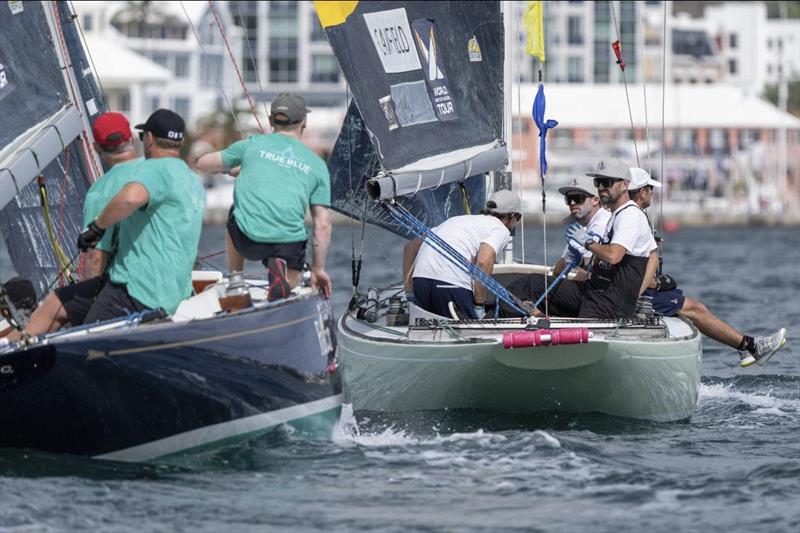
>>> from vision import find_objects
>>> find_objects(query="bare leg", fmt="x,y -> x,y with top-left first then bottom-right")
6,293 -> 69,341
225,229 -> 245,273
679,297 -> 744,349
286,269 -> 301,289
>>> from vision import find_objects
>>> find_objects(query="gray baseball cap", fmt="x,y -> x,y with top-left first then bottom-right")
486,189 -> 521,214
558,175 -> 597,196
270,92 -> 310,124
585,158 -> 630,180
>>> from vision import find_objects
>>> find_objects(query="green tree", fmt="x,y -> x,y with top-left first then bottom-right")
763,82 -> 800,118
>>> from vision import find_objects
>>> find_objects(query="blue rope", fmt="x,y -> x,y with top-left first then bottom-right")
531,259 -> 578,310
387,203 -> 528,316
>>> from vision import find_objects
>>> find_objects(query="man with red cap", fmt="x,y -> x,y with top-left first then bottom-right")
6,112 -> 141,341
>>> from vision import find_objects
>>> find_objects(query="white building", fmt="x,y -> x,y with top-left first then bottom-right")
72,1 -> 244,127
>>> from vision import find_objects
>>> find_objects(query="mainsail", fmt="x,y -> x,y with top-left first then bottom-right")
317,1 -> 505,237
0,2 -> 106,296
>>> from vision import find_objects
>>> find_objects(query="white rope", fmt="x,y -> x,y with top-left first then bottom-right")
659,0 -> 667,237
514,5 -> 525,263
639,11 -> 651,176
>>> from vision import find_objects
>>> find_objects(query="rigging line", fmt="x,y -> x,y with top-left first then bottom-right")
68,0 -> 105,99
639,12 -> 651,176
179,1 -> 245,137
207,0 -> 265,133
659,0 -> 667,240
513,6 -> 525,263
232,0 -> 270,117
42,251 -> 81,295
364,227 -> 402,278
610,1 -> 640,167
49,1 -> 103,182
55,147 -> 71,247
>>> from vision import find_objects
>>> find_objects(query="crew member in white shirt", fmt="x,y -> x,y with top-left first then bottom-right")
504,159 -> 657,319
403,189 -> 521,319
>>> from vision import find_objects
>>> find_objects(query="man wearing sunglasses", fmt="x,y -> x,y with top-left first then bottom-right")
503,159 -> 656,319
403,189 -> 521,319
552,175 -> 610,281
630,169 -> 787,367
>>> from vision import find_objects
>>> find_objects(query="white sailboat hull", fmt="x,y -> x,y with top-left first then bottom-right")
338,314 -> 702,422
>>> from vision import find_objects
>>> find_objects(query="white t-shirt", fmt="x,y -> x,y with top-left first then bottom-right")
561,207 -> 611,261
603,200 -> 657,257
413,214 -> 511,290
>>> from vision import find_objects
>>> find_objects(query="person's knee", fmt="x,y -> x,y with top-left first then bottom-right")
681,297 -> 707,318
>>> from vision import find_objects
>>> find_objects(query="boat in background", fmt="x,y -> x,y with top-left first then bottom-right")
317,1 -> 702,422
0,2 -> 341,461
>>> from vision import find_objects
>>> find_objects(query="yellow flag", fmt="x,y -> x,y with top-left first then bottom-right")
524,0 -> 545,63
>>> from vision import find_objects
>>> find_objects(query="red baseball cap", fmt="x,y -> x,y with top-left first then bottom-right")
92,112 -> 132,146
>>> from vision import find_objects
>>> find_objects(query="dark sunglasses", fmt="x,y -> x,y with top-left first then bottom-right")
565,193 -> 590,205
138,131 -> 145,141
594,177 -> 623,189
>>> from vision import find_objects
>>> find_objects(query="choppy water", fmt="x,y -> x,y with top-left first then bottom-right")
2,226 -> 799,532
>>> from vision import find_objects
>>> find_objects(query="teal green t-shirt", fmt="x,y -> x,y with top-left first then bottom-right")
108,157 -> 205,314
83,158 -> 144,254
221,133 -> 330,243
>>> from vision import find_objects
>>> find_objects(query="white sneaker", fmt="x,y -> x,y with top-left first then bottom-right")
740,328 -> 787,368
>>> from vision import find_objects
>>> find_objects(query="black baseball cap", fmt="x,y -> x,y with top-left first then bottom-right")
135,109 -> 185,141
270,93 -> 309,125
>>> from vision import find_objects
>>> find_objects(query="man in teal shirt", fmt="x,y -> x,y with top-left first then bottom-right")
7,112 -> 141,341
79,109 -> 205,321
197,93 -> 332,301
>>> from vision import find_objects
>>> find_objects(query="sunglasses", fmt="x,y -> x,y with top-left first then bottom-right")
138,131 -> 145,141
593,177 -> 623,189
565,193 -> 590,205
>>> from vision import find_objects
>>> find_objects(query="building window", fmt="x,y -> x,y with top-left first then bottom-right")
151,52 -> 168,68
118,90 -> 130,113
729,59 -> 737,74
83,14 -> 93,32
269,38 -> 298,83
729,33 -> 738,49
568,16 -> 584,45
149,96 -> 160,113
174,54 -> 190,79
568,57 -> 584,82
767,38 -> 772,49
200,55 -> 223,88
173,97 -> 190,120
311,54 -> 339,83
311,16 -> 327,41
231,1 -> 259,83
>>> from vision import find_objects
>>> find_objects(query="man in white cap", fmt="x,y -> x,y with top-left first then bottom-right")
631,169 -> 787,368
403,189 -> 521,319
504,159 -> 657,319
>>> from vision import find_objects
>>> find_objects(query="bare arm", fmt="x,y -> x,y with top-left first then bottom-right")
640,249 -> 659,295
195,151 -> 226,174
552,257 -> 567,277
309,205 -> 332,297
95,182 -> 150,229
585,242 -> 627,265
472,243 -> 497,305
83,249 -> 108,279
403,238 -> 423,291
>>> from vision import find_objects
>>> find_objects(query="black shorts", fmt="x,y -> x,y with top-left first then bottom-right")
54,276 -> 105,326
226,208 -> 307,271
83,281 -> 152,324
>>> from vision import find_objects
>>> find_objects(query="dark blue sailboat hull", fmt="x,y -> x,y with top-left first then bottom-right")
0,293 -> 342,461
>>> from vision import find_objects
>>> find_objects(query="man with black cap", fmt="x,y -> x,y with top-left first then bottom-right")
5,112 -> 142,341
78,109 -> 205,323
403,189 -> 522,319
631,168 -> 787,368
196,92 -> 332,301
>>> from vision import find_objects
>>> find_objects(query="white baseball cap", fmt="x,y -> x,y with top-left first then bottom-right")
628,168 -> 662,190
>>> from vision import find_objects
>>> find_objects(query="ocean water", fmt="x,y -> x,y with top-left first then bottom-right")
2,225 -> 799,532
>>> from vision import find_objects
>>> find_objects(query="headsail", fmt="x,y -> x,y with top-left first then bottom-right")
0,2 -> 106,296
317,1 -> 505,236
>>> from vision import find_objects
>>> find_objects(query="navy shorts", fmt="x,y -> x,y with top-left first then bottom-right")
227,208 -> 307,271
643,288 -> 685,317
54,276 -> 105,326
412,277 -> 478,319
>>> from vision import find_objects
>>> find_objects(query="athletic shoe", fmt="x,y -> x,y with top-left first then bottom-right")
267,257 -> 291,302
739,328 -> 787,368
